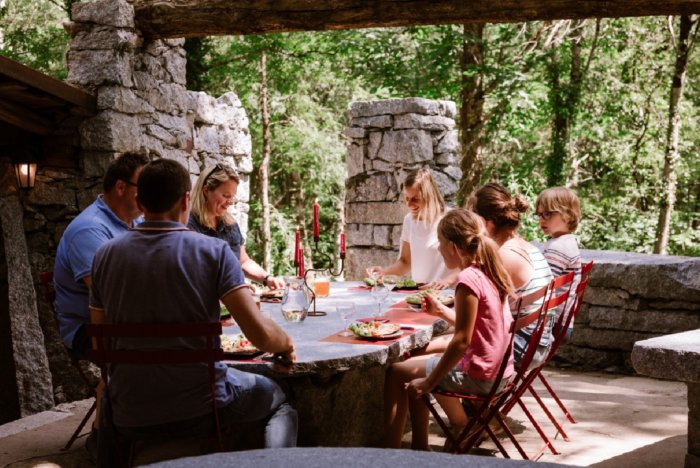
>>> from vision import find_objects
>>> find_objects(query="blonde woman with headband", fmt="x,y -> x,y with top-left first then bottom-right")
367,168 -> 458,289
188,164 -> 284,289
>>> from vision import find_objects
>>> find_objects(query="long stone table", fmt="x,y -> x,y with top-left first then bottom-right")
223,281 -> 449,447
631,329 -> 700,468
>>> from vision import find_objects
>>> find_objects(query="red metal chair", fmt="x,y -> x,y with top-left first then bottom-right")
530,261 -> 594,432
38,271 -> 98,451
497,271 -> 576,460
87,320 -> 224,467
422,280 -> 554,458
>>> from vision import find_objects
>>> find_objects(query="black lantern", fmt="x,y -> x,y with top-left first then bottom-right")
14,161 -> 37,190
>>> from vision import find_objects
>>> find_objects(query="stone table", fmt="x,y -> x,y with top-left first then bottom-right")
223,282 -> 449,447
145,447 -> 570,468
631,329 -> 700,468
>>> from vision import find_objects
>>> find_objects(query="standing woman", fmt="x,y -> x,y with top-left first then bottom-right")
189,164 -> 284,289
368,168 -> 458,289
468,183 -> 553,368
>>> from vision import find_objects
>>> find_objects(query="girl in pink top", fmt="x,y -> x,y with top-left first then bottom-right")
384,209 -> 514,450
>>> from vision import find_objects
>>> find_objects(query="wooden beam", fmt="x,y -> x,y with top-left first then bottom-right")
0,99 -> 54,136
0,56 -> 95,113
133,0 -> 700,39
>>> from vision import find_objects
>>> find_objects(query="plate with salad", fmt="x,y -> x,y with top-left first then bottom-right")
348,321 -> 402,340
221,333 -> 264,359
405,290 -> 455,309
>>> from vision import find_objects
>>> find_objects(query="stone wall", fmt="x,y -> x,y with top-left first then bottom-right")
343,98 -> 461,280
7,0 -> 253,406
557,249 -> 700,373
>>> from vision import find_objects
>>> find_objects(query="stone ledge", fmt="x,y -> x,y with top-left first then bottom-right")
631,329 -> 700,383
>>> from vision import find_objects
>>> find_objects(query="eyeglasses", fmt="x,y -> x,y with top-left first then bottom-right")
535,211 -> 557,221
122,179 -> 137,187
203,164 -> 225,186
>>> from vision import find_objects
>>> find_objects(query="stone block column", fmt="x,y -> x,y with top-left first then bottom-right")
343,98 -> 460,280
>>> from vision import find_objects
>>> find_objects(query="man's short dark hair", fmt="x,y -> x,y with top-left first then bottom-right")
137,159 -> 192,213
103,152 -> 149,193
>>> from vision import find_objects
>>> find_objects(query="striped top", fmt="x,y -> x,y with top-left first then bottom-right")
508,244 -> 554,347
543,234 -> 581,327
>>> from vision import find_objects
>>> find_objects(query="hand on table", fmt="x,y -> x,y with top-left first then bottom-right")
270,346 -> 296,374
266,276 -> 285,290
406,377 -> 432,399
423,278 -> 452,290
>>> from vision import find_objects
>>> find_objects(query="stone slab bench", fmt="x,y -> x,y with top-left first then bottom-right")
144,447 -> 571,468
632,329 -> 700,468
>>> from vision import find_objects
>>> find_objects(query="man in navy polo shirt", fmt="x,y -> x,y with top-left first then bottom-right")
90,159 -> 297,450
54,152 -> 149,358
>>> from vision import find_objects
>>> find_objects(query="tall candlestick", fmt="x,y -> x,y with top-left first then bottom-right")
340,231 -> 346,259
294,228 -> 300,266
298,247 -> 305,278
313,199 -> 320,242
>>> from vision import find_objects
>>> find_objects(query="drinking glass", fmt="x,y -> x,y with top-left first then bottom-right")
313,274 -> 331,298
370,284 -> 390,318
383,274 -> 399,292
336,301 -> 356,337
365,266 -> 382,285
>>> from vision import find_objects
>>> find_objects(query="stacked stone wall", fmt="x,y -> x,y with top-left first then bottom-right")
344,98 -> 461,280
558,250 -> 700,373
10,0 -> 253,404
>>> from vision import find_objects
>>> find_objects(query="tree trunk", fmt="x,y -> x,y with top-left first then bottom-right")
546,20 -> 586,187
456,22 -> 485,204
259,51 -> 272,271
654,15 -> 698,254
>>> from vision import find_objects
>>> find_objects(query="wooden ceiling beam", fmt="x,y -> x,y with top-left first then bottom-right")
0,99 -> 54,136
133,0 -> 700,39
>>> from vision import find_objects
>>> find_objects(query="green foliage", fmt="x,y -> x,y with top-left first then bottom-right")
6,14 -> 700,259
0,0 -> 72,79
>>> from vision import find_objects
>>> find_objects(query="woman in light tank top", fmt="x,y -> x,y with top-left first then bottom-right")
468,183 -> 554,369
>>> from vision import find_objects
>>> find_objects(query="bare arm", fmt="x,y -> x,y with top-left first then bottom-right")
239,245 -> 284,289
371,241 -> 412,276
222,286 -> 295,361
408,287 -> 477,396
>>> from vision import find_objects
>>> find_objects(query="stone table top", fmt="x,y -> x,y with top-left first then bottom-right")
223,281 -> 448,377
144,447 -> 570,468
631,329 -> 700,383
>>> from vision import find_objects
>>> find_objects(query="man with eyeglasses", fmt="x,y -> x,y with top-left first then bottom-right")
55,152 -> 149,359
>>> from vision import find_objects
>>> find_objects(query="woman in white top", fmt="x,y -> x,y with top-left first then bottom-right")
368,168 -> 458,289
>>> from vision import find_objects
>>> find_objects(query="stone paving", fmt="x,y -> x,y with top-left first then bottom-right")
0,369 -> 687,468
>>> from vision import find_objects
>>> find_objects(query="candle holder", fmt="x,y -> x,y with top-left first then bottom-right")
302,243 -> 345,317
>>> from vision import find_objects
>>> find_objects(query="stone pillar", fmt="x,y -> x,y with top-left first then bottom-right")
0,196 -> 53,422
343,98 -> 460,280
66,0 -> 252,229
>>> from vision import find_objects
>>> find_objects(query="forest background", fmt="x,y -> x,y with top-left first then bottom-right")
2,1 -> 699,277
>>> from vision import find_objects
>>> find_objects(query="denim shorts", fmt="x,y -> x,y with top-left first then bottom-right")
426,356 -> 511,397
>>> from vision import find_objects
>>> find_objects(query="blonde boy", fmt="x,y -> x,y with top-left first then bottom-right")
535,187 -> 582,338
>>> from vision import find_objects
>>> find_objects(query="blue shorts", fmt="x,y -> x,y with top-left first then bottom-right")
426,356 -> 511,397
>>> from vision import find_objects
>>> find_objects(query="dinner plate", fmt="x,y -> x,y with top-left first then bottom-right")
355,330 -> 403,341
349,322 -> 402,340
393,283 -> 425,291
224,350 -> 265,360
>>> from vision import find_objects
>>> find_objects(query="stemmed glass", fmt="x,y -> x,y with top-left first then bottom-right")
336,301 -> 356,337
383,274 -> 399,292
370,283 -> 390,318
366,266 -> 382,286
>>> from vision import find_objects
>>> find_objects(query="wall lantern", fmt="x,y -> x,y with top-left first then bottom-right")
14,161 -> 37,190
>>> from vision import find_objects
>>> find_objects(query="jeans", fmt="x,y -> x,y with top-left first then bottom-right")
220,368 -> 298,448
99,368 -> 297,466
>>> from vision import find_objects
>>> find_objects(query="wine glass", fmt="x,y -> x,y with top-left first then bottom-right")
336,301 -> 356,337
366,266 -> 382,286
383,274 -> 399,292
370,283 -> 390,318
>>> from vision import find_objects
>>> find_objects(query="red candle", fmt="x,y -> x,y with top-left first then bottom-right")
294,228 -> 300,266
298,247 -> 305,278
340,231 -> 346,259
313,199 -> 320,242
